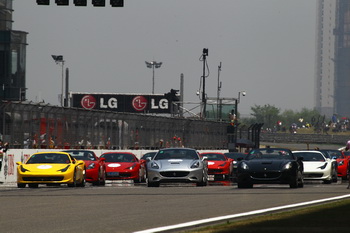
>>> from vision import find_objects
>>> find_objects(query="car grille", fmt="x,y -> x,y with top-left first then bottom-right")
160,171 -> 190,177
304,173 -> 323,178
23,176 -> 64,181
209,169 -> 223,173
107,173 -> 131,178
251,172 -> 281,179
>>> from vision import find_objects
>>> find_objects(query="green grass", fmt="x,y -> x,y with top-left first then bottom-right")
186,199 -> 350,233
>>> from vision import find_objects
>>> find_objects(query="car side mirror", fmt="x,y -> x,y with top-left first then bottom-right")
202,156 -> 208,161
332,156 -> 337,160
146,157 -> 152,162
297,156 -> 303,161
99,157 -> 106,162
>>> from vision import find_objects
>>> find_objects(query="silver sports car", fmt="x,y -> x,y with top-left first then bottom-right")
146,148 -> 208,187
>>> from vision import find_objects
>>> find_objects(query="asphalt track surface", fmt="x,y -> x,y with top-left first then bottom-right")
1,179 -> 349,233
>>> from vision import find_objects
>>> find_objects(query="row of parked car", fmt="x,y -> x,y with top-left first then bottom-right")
15,147 -> 350,188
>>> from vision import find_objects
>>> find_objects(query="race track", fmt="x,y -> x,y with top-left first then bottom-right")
1,180 -> 349,233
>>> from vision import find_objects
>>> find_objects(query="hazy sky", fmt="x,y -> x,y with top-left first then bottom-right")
12,0 -> 317,117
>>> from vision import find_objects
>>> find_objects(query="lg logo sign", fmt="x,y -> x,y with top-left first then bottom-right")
132,96 -> 169,111
80,95 -> 169,111
132,96 -> 147,111
81,95 -> 96,110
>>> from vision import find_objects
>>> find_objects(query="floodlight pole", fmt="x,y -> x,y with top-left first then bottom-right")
145,61 -> 162,94
60,60 -> 65,107
217,62 -> 222,120
201,48 -> 208,119
51,55 -> 65,107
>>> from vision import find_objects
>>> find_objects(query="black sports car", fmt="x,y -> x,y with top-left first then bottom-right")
236,148 -> 304,188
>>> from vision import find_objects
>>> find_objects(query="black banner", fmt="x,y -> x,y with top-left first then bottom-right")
71,93 -> 171,113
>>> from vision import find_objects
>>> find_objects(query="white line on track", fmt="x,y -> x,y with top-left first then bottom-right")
134,194 -> 350,233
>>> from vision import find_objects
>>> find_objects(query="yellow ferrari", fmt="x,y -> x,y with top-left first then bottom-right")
16,152 -> 85,188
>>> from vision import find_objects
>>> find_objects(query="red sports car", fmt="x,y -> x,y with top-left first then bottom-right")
100,152 -> 146,183
64,150 -> 106,185
200,152 -> 233,181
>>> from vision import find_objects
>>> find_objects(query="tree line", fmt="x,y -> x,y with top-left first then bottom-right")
239,104 -> 347,133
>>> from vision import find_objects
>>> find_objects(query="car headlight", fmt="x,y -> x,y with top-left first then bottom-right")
283,162 -> 292,170
338,160 -> 344,166
219,162 -> 227,167
318,163 -> 328,170
58,165 -> 70,172
191,161 -> 200,168
127,163 -> 137,170
240,162 -> 249,170
150,162 -> 160,169
20,165 -> 29,173
87,163 -> 95,169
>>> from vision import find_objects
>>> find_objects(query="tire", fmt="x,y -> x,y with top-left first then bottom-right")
141,170 -> 146,183
78,173 -> 86,187
237,182 -> 253,188
298,172 -> 304,188
323,178 -> 332,184
290,170 -> 303,188
196,172 -> 208,187
28,183 -> 38,188
99,171 -> 106,186
147,180 -> 160,187
17,183 -> 26,188
332,167 -> 338,183
196,171 -> 208,187
134,170 -> 143,183
68,171 -> 77,187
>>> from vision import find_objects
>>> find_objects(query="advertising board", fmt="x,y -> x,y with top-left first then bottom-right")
71,93 -> 171,113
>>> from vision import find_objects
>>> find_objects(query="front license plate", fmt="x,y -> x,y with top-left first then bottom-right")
108,172 -> 119,176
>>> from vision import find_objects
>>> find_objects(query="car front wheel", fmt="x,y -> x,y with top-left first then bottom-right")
196,172 -> 208,187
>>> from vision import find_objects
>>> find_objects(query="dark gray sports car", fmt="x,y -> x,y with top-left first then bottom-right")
236,148 -> 304,188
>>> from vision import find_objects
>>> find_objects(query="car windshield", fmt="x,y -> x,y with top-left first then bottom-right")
293,152 -> 325,162
201,153 -> 226,161
141,152 -> 156,160
154,149 -> 199,160
102,153 -> 135,163
26,153 -> 71,164
224,153 -> 246,160
247,149 -> 293,160
343,151 -> 350,156
65,151 -> 96,161
320,150 -> 343,159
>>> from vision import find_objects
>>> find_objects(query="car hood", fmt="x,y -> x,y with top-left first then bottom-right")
153,159 -> 198,170
21,164 -> 72,173
207,161 -> 227,167
245,159 -> 290,170
105,162 -> 136,171
303,161 -> 328,170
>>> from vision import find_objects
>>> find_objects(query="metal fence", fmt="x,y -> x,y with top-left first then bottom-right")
0,101 -> 232,150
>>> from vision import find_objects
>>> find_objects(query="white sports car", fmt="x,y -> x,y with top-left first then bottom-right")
293,150 -> 334,184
